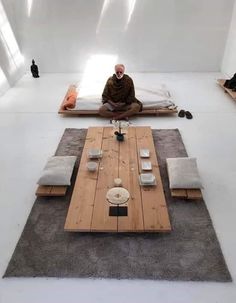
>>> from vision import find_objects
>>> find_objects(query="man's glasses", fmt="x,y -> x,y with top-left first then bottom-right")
116,71 -> 123,75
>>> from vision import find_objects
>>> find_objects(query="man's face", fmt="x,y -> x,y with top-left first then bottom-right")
115,67 -> 124,79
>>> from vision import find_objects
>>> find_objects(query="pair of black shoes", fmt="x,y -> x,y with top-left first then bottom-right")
178,109 -> 193,119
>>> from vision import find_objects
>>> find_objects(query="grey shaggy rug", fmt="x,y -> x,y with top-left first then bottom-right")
4,128 -> 232,281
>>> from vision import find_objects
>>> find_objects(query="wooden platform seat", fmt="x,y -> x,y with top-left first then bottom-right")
217,79 -> 236,101
35,156 -> 77,197
36,185 -> 67,197
58,85 -> 178,116
171,188 -> 202,200
166,157 -> 203,200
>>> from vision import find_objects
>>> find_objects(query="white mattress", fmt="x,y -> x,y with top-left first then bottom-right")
67,88 -> 176,111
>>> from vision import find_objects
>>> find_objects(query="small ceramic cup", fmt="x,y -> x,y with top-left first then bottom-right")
87,161 -> 98,172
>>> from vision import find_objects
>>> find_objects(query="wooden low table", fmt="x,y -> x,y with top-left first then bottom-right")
64,126 -> 171,232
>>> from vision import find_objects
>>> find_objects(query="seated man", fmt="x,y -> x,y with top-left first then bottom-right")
99,64 -> 142,120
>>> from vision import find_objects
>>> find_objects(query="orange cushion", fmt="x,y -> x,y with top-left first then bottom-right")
63,90 -> 77,109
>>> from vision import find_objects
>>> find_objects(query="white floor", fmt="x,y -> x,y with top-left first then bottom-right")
0,72 -> 236,303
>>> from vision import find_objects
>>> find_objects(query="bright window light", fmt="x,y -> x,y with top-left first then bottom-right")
96,0 -> 111,34
0,66 -> 8,86
0,1 -> 24,74
27,0 -> 33,17
96,0 -> 136,33
79,54 -> 117,97
0,66 -> 9,96
125,0 -> 136,30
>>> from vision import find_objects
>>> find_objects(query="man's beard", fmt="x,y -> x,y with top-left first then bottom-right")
116,73 -> 124,80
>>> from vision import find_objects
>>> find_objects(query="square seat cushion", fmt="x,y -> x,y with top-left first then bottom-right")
37,156 -> 77,186
166,157 -> 203,189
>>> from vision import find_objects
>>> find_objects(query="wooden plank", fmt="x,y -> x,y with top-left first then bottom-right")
64,127 -> 104,231
135,126 -> 171,232
171,189 -> 187,198
36,185 -> 52,196
170,189 -> 202,200
91,127 -> 118,232
187,189 -> 202,200
58,108 -> 177,115
50,186 -> 67,196
217,79 -> 236,100
118,127 -> 144,232
36,185 -> 67,196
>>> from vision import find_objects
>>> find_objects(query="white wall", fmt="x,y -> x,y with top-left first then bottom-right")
0,0 -> 25,96
221,0 -> 236,77
1,0 -> 235,73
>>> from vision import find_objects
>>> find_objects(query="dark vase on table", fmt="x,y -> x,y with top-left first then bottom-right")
115,131 -> 124,141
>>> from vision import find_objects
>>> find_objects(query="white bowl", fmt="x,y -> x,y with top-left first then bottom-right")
88,149 -> 102,159
87,161 -> 98,172
141,161 -> 152,171
140,149 -> 150,158
140,173 -> 155,184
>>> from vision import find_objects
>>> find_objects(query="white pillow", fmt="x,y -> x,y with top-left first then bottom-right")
166,157 -> 203,189
37,156 -> 77,186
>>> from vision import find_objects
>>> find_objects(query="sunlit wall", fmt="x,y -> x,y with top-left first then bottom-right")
0,65 -> 9,96
1,0 -> 235,75
221,0 -> 236,77
0,0 -> 25,96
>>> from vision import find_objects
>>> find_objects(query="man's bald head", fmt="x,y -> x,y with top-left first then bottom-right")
115,64 -> 125,79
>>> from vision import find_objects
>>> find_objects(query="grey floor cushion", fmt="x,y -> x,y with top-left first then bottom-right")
37,156 -> 77,186
166,157 -> 203,189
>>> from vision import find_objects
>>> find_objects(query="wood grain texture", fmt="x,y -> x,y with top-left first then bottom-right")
64,127 -> 104,231
171,188 -> 202,200
136,127 -> 171,232
65,126 -> 171,232
36,185 -> 67,196
91,127 -> 118,232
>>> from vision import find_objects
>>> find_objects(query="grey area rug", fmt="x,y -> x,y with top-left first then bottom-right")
4,128 -> 232,281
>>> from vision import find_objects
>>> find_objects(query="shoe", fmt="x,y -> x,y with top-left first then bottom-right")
185,111 -> 193,119
178,109 -> 185,117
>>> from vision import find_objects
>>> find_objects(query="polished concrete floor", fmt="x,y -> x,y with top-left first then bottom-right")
0,72 -> 236,303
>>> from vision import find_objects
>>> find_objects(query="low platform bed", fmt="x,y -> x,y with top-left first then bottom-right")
217,79 -> 236,101
58,85 -> 178,116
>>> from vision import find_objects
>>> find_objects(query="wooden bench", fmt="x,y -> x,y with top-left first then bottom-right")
217,79 -> 236,101
58,86 -> 178,116
36,185 -> 67,197
171,188 -> 202,200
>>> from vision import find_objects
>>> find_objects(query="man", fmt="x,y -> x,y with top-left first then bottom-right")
99,64 -> 142,120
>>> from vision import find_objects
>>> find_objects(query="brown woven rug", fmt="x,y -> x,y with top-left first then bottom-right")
3,128 -> 232,281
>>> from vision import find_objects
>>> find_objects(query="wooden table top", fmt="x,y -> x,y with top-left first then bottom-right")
64,126 -> 171,232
